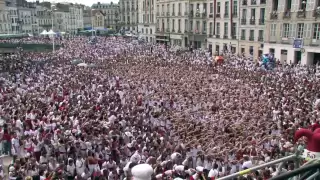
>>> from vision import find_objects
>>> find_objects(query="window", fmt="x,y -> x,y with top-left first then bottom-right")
172,19 -> 175,30
210,3 -> 213,13
270,24 -> 276,36
190,21 -> 193,31
167,4 -> 170,13
203,21 -> 206,32
251,8 -> 255,19
250,29 -> 254,37
272,0 -> 278,11
185,19 -> 188,31
297,23 -> 304,38
178,19 -> 181,30
242,9 -> 247,18
313,23 -> 320,40
209,22 -> 213,34
283,23 -> 290,38
217,2 -> 221,14
172,4 -> 175,13
241,29 -> 246,38
225,2 -> 229,15
232,22 -> 237,36
196,21 -> 200,31
285,0 -> 292,11
224,22 -> 228,36
178,3 -> 181,13
233,1 -> 238,16
259,30 -> 263,38
217,22 -> 220,35
299,0 -> 307,9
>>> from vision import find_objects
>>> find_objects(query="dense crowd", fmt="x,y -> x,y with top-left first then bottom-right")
0,36 -> 318,180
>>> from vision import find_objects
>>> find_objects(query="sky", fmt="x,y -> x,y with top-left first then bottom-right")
37,0 -> 117,7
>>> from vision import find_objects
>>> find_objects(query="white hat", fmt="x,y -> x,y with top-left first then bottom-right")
174,165 -> 185,172
196,166 -> 204,172
131,164 -> 154,180
174,178 -> 184,180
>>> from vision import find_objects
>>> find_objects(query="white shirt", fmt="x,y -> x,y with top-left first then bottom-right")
242,160 -> 253,169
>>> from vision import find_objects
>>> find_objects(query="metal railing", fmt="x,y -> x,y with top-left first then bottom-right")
218,152 -> 303,180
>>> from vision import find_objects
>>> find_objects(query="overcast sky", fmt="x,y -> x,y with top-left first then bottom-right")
37,0 -> 117,7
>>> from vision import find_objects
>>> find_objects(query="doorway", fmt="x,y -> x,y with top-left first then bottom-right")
294,51 -> 301,64
208,44 -> 212,55
313,53 -> 320,65
215,45 -> 220,55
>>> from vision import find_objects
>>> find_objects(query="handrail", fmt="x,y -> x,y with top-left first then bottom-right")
269,163 -> 320,180
217,154 -> 299,180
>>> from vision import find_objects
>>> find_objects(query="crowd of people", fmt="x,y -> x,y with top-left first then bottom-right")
0,36 -> 318,180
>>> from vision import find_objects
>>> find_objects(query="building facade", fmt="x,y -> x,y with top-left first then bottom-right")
207,0 -> 239,54
264,0 -> 320,65
238,0 -> 265,59
119,0 -> 138,32
138,0 -> 156,42
92,2 -> 120,29
92,10 -> 106,29
0,0 -> 10,34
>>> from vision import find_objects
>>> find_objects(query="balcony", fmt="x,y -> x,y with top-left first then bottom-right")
156,28 -> 160,32
297,9 -> 306,18
216,13 -> 221,18
260,0 -> 266,4
178,12 -> 181,16
233,12 -> 238,18
172,12 -> 175,16
195,12 -> 200,17
259,19 -> 265,25
223,35 -> 228,39
242,0 -> 247,5
189,11 -> 194,18
283,11 -> 291,19
162,12 -> 165,16
313,8 -> 320,18
251,0 -> 257,5
167,12 -> 170,16
249,36 -> 254,41
258,37 -> 264,42
249,19 -> 255,25
185,30 -> 188,33
156,12 -> 160,16
184,12 -> 188,16
270,11 -> 278,19
177,30 -> 181,33
172,29 -> 175,32
241,19 -> 246,25
231,35 -> 237,39
224,13 -> 229,18
241,36 -> 246,40
209,14 -> 213,18
216,34 -> 220,38
202,12 -> 206,18
209,34 -> 213,37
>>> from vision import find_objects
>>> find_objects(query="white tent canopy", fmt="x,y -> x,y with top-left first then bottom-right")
40,30 -> 48,35
77,63 -> 88,67
47,29 -> 56,35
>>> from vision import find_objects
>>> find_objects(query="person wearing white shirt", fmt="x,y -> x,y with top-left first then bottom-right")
242,156 -> 253,169
75,156 -> 85,177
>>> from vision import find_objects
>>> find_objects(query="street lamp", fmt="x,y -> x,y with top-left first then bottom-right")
51,4 -> 56,52
91,9 -> 95,36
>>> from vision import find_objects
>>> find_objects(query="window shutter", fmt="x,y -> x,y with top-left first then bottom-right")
292,24 -> 297,38
306,23 -> 312,38
278,0 -> 285,12
304,24 -> 308,38
306,0 -> 315,11
280,23 -> 283,37
291,0 -> 298,12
